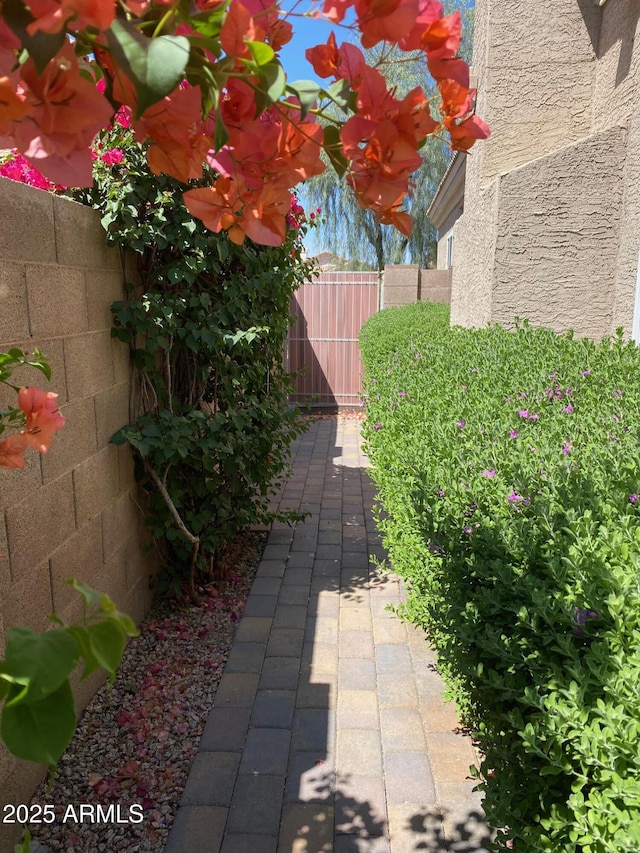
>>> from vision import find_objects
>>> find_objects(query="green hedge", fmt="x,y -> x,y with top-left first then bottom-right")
360,303 -> 640,852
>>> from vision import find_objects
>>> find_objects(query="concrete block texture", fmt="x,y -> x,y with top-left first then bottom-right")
94,380 -> 130,449
50,517 -> 104,619
5,472 -> 76,579
1,557 -> 53,633
41,396 -> 97,483
73,444 -> 120,525
86,268 -> 126,331
26,264 -> 89,338
0,263 -> 29,341
53,194 -> 121,272
64,330 -> 115,400
0,180 -> 156,816
0,179 -> 55,264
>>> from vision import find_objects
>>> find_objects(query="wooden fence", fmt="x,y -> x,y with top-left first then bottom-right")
286,271 -> 380,406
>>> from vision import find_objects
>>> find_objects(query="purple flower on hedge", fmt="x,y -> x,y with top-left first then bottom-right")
582,369 -> 591,376
517,409 -> 529,418
507,490 -> 526,504
456,419 -> 466,428
373,422 -> 382,430
562,442 -> 572,455
481,469 -> 497,478
562,403 -> 574,414
505,396 -> 512,403
463,526 -> 473,535
518,392 -> 527,399
529,413 -> 539,421
613,389 -> 623,397
572,607 -> 600,637
509,429 -> 519,439
399,390 -> 406,398
630,494 -> 638,504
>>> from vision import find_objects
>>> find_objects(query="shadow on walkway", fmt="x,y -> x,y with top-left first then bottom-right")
165,416 -> 494,853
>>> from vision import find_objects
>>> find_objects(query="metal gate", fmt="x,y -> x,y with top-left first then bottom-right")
286,271 -> 380,406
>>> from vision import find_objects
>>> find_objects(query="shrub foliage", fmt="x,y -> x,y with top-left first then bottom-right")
360,303 -> 640,851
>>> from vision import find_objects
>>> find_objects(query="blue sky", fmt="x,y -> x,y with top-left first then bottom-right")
278,7 -> 357,84
277,8 -> 358,255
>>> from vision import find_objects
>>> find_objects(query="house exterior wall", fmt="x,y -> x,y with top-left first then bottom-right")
0,179 -> 155,842
596,0 -> 640,335
451,0 -> 640,340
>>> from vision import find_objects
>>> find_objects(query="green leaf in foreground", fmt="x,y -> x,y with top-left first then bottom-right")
2,628 -> 79,705
107,20 -> 190,117
1,680 -> 76,765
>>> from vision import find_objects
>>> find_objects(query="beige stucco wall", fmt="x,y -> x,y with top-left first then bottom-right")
478,1 -> 599,186
451,0 -> 640,340
0,179 -> 155,844
491,126 -> 625,337
596,0 -> 640,335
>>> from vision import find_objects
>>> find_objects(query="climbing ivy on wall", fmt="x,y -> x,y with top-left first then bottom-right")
76,116 -> 313,599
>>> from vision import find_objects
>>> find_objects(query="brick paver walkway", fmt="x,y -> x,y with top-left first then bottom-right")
165,417 -> 493,852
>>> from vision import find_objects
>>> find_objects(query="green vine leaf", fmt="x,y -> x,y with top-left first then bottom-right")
287,80 -> 321,120
2,679 -> 76,764
2,0 -> 66,74
1,627 -> 79,706
106,20 -> 190,118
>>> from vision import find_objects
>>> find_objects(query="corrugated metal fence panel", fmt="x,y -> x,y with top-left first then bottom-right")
287,271 -> 380,406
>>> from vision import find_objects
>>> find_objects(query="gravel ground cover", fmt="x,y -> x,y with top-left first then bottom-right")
27,532 -> 265,853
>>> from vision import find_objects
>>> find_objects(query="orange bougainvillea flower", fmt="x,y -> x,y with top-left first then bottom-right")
220,0 -> 256,61
0,434 -> 30,470
18,386 -> 65,453
237,179 -> 291,246
343,117 -> 422,209
427,55 -> 469,88
184,175 -> 292,247
321,0 -> 354,24
356,0 -> 422,49
0,77 -> 31,139
272,107 -> 325,183
306,32 -> 340,78
136,84 -> 212,183
378,197 -> 413,235
15,43 -> 113,185
419,11 -> 461,58
183,177 -> 246,243
445,112 -> 490,151
397,0 -> 442,51
438,78 -> 490,151
220,78 -> 259,127
26,0 -> 116,35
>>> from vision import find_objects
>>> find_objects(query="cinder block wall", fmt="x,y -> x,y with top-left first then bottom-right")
420,269 -> 452,305
382,266 -> 452,308
0,179 -> 155,835
382,265 -> 420,308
